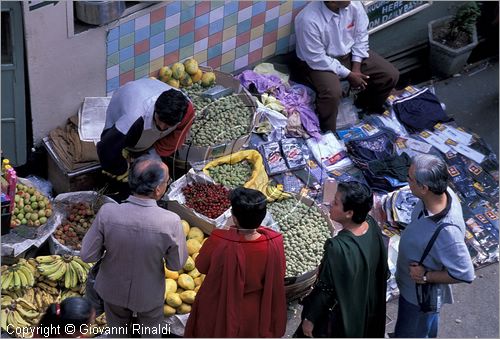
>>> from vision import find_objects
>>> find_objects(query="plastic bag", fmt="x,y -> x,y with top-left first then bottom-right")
25,175 -> 53,198
202,150 -> 269,195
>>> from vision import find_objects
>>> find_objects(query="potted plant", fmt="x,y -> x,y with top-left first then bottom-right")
428,2 -> 481,77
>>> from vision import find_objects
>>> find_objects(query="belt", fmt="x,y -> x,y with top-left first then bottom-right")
336,53 -> 351,61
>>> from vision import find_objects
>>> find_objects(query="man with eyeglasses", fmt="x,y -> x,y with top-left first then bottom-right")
81,155 -> 188,337
393,154 -> 474,338
97,78 -> 194,181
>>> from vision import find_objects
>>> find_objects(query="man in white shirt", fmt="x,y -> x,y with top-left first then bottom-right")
294,1 -> 399,132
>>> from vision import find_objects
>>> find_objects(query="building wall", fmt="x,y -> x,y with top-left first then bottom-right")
23,1 -> 107,144
105,0 -> 306,96
23,0 -> 461,145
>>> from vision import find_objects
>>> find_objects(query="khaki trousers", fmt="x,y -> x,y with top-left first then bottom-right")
298,51 -> 399,132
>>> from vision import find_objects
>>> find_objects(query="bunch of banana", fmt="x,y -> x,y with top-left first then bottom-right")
60,289 -> 81,301
36,255 -> 91,288
0,297 -> 39,332
1,259 -> 36,292
33,286 -> 60,311
266,184 -> 293,202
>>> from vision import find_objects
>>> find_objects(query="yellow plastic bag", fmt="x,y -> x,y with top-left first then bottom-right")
203,150 -> 269,194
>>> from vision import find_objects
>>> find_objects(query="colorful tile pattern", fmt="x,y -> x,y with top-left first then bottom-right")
106,0 -> 306,95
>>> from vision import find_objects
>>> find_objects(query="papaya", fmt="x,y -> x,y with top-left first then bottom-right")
167,79 -> 180,88
180,73 -> 193,87
176,303 -> 192,314
190,69 -> 203,83
178,274 -> 195,290
187,267 -> 201,279
188,227 -> 204,243
158,66 -> 172,82
181,220 -> 190,236
165,267 -> 179,280
201,71 -> 216,87
166,292 -> 182,308
165,278 -> 177,296
183,256 -> 195,272
163,304 -> 176,317
171,62 -> 186,80
186,239 -> 202,255
184,58 -> 199,75
180,290 -> 197,304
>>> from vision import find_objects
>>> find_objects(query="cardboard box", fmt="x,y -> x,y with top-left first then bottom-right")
164,200 -> 215,236
43,137 -> 104,194
177,69 -> 257,163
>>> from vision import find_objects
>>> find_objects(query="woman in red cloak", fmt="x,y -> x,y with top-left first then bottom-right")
184,187 -> 287,338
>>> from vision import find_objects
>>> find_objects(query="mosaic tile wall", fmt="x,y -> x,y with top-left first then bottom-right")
106,0 -> 307,95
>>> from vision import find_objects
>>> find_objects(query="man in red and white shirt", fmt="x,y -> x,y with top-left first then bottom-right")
294,1 -> 399,132
97,78 -> 194,179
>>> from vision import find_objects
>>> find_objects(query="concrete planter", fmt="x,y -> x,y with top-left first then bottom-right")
428,16 -> 478,77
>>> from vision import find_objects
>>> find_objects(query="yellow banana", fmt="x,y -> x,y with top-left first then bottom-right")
15,303 -> 39,319
18,265 -> 35,287
27,259 -> 38,272
17,268 -> 29,289
38,258 -> 63,275
12,309 -> 31,327
1,265 -> 8,273
70,260 -> 87,284
0,309 -> 9,331
46,261 -> 67,282
35,255 -> 60,264
12,271 -> 21,290
64,263 -> 77,289
1,295 -> 13,307
7,310 -> 17,329
37,282 -> 59,295
1,271 -> 13,291
40,278 -> 57,288
23,288 -> 35,305
16,298 -> 37,311
72,257 -> 91,272
35,290 -> 44,310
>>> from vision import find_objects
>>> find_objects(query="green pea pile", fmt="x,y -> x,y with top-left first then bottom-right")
183,83 -> 215,115
189,95 -> 253,146
208,161 -> 253,188
268,198 -> 331,277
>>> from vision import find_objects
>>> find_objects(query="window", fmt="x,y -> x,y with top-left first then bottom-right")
1,10 -> 13,64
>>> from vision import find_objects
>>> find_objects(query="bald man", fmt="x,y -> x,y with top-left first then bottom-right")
81,155 -> 188,337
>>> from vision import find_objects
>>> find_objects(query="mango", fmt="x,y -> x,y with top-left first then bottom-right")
158,66 -> 172,81
180,73 -> 193,87
165,279 -> 177,296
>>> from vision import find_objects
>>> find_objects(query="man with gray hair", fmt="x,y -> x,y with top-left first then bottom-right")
393,154 -> 474,338
81,155 -> 188,337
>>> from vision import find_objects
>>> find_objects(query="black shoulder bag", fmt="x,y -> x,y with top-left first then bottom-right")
415,223 -> 458,313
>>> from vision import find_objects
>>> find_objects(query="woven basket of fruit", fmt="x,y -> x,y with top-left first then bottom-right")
49,191 -> 117,256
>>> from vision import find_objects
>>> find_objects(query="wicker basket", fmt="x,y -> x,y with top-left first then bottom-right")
284,267 -> 318,302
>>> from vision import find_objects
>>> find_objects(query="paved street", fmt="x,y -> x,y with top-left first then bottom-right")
284,60 -> 500,338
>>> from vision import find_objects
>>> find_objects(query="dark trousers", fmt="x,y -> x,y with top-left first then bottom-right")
297,51 -> 399,132
104,302 -> 164,338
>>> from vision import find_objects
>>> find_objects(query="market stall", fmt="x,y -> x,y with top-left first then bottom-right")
1,57 -> 498,337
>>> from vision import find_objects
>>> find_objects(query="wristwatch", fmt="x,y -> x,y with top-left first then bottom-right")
422,271 -> 429,283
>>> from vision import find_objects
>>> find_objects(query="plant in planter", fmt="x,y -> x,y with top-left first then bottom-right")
428,2 -> 481,77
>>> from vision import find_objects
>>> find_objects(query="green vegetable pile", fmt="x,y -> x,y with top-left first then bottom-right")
268,198 -> 331,277
208,161 -> 253,188
189,95 -> 253,146
183,83 -> 215,115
